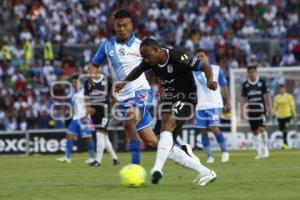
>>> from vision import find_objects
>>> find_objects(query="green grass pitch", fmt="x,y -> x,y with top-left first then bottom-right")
0,150 -> 300,200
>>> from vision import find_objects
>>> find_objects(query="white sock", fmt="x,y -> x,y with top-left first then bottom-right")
261,131 -> 269,148
152,131 -> 173,173
96,132 -> 105,163
168,145 -> 210,176
104,135 -> 118,160
253,134 -> 263,156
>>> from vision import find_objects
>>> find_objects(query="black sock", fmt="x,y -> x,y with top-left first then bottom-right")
283,131 -> 288,145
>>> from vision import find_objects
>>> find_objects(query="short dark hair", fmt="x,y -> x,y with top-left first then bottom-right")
114,9 -> 132,21
247,65 -> 257,71
140,38 -> 159,49
71,74 -> 79,80
195,49 -> 207,55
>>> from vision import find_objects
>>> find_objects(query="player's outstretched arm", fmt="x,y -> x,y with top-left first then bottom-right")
115,67 -> 143,92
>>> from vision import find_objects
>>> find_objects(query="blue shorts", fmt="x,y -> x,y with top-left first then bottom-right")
194,108 -> 221,128
119,89 -> 153,131
67,118 -> 93,138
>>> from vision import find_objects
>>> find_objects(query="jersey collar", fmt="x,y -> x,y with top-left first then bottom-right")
158,48 -> 169,68
115,33 -> 136,47
248,77 -> 259,85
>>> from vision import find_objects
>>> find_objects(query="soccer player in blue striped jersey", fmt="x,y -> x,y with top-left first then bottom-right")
193,49 -> 230,163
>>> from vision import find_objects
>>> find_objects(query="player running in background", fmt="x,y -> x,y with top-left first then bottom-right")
85,66 -> 119,166
57,75 -> 96,164
240,66 -> 272,159
116,38 -> 218,186
273,84 -> 296,149
193,49 -> 230,163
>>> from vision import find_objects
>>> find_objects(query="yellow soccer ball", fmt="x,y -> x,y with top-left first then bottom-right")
119,164 -> 146,187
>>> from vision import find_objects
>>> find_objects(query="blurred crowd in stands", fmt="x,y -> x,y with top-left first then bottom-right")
0,0 -> 300,131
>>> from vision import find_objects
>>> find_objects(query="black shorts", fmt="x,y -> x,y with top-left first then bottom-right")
248,112 -> 266,131
159,94 -> 196,137
278,117 -> 291,131
91,105 -> 109,130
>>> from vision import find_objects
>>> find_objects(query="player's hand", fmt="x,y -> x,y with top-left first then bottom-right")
207,81 -> 218,90
272,115 -> 276,125
114,81 -> 127,93
292,115 -> 297,125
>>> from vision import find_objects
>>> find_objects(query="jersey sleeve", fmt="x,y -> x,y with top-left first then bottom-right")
262,79 -> 269,94
138,60 -> 151,72
218,68 -> 228,87
91,41 -> 107,66
176,51 -> 204,71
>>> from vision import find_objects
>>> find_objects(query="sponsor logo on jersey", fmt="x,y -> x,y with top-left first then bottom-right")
109,50 -> 114,57
180,53 -> 188,61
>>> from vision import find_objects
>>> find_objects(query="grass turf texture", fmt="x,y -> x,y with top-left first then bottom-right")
0,150 -> 300,200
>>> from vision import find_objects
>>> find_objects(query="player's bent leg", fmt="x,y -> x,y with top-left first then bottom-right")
123,107 -> 142,164
138,126 -> 158,148
103,132 -> 120,165
210,126 -> 229,163
151,113 -> 177,184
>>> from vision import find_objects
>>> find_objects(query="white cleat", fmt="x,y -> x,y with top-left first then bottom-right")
193,170 -> 217,186
206,156 -> 215,164
85,158 -> 96,164
57,157 -> 71,163
221,152 -> 229,163
254,155 -> 263,160
181,144 -> 201,163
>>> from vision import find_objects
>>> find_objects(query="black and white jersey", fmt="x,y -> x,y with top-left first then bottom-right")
139,48 -> 204,103
84,75 -> 108,106
241,78 -> 269,113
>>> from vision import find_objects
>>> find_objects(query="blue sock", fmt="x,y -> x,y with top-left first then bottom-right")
202,134 -> 212,157
128,140 -> 141,164
87,140 -> 95,159
65,140 -> 73,159
216,132 -> 227,152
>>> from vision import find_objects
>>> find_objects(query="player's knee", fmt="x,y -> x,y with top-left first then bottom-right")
146,138 -> 158,147
161,115 -> 177,131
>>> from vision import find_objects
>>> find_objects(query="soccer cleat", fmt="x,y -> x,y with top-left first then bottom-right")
221,152 -> 229,163
113,159 -> 120,165
206,156 -> 215,164
85,158 -> 96,164
254,155 -> 263,159
150,170 -> 163,184
281,143 -> 289,150
181,144 -> 201,163
193,170 -> 217,186
89,160 -> 101,167
57,157 -> 71,163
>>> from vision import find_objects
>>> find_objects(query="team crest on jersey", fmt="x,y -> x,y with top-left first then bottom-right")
137,91 -> 147,102
180,53 -> 188,61
118,48 -> 126,56
258,82 -> 262,87
167,64 -> 173,73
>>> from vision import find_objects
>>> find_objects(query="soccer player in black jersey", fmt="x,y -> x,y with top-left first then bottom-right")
85,66 -> 119,166
115,38 -> 217,185
240,66 -> 272,159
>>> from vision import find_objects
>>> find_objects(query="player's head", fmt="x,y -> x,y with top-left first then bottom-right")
71,74 -> 79,89
278,84 -> 286,94
114,9 -> 133,42
195,49 -> 207,59
247,65 -> 257,81
140,38 -> 162,66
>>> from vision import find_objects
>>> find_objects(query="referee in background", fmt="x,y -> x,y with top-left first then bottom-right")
273,84 -> 297,149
